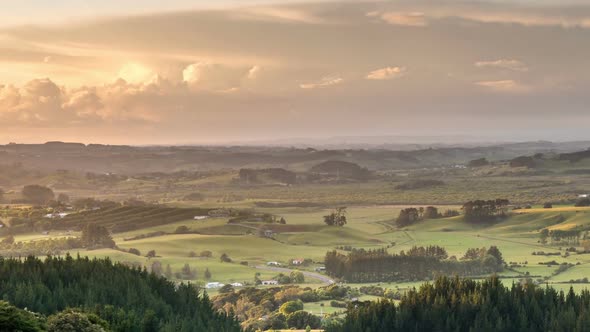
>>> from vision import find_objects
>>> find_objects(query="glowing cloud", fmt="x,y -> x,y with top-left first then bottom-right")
476,80 -> 531,94
475,59 -> 529,72
299,76 -> 343,89
366,67 -> 406,80
372,12 -> 428,27
118,63 -> 155,84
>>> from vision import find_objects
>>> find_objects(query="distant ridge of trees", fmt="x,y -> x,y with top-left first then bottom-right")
238,168 -> 297,185
328,275 -> 590,332
559,149 -> 590,163
468,158 -> 490,167
310,160 -> 371,180
509,156 -> 536,168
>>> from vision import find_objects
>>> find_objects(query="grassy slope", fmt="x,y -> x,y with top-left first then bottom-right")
15,205 -> 590,299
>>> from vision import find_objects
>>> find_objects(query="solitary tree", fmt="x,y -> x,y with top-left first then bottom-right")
323,207 -> 347,226
146,250 -> 156,258
22,185 -> 54,205
57,193 -> 70,203
540,229 -> 549,244
80,224 -> 115,249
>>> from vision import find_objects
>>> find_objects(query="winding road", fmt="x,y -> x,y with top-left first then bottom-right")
255,265 -> 335,285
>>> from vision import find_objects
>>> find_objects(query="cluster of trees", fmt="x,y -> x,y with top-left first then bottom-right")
462,199 -> 509,223
405,245 -> 449,260
540,228 -> 583,245
468,158 -> 490,167
395,206 -> 442,227
0,223 -> 115,256
80,224 -> 115,248
272,271 -> 305,284
309,160 -> 371,181
509,155 -> 536,168
22,185 -> 55,205
0,300 -> 110,332
575,198 -> 590,207
0,255 -> 240,332
328,275 -> 590,332
0,237 -> 82,256
325,246 -> 504,282
238,168 -> 297,185
212,284 -> 350,331
358,286 -> 401,300
323,207 -> 347,227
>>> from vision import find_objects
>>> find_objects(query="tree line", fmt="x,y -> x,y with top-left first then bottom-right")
395,206 -> 460,227
325,246 -> 504,282
328,275 -> 590,332
462,199 -> 510,223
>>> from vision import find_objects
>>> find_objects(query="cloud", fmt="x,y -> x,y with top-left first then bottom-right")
370,6 -> 590,28
62,87 -> 104,117
475,59 -> 529,72
247,65 -> 262,80
118,63 -> 155,84
370,12 -> 428,27
475,80 -> 531,93
0,78 -> 66,124
0,77 -> 180,126
366,66 -> 406,80
182,62 -> 249,91
232,7 -> 327,24
299,76 -> 343,89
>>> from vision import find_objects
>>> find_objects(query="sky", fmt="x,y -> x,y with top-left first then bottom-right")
1,0 -> 590,145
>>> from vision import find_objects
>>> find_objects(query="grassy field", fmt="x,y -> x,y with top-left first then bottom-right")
14,204 -> 590,310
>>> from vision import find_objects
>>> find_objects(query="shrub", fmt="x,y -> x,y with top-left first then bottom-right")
330,300 -> 347,308
286,311 -> 321,329
175,225 -> 190,234
280,300 -> 304,315
128,248 -> 141,256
